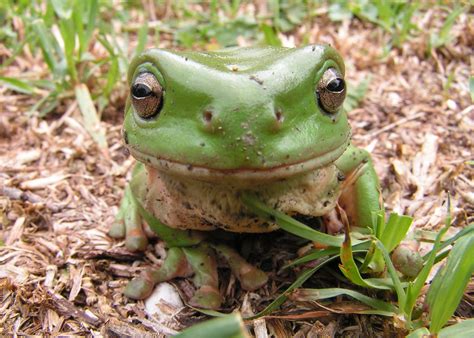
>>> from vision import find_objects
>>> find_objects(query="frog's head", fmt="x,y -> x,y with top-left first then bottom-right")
123,45 -> 350,183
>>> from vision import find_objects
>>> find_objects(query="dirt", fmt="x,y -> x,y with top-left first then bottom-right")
0,6 -> 472,337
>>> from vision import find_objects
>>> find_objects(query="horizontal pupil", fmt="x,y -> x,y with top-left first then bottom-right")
327,78 -> 344,92
132,83 -> 152,98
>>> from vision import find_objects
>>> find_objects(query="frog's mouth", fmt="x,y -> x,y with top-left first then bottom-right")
128,141 -> 349,184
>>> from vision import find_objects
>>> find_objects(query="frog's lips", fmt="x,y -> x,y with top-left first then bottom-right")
128,141 -> 349,183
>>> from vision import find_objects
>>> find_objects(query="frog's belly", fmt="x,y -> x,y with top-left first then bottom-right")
142,165 -> 343,233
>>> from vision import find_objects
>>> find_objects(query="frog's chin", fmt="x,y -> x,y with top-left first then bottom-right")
128,142 -> 349,185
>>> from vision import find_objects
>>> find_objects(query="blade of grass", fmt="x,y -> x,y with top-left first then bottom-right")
427,231 -> 474,334
290,287 -> 398,315
75,0 -> 98,57
374,240 -> 406,310
0,76 -> 35,94
241,193 -> 343,247
406,327 -> 431,338
284,241 -> 370,268
134,21 -> 149,57
175,313 -> 249,338
103,56 -> 119,98
74,84 -> 107,149
247,256 -> 338,319
404,209 -> 452,323
422,223 -> 474,261
340,235 -> 393,290
31,19 -> 61,74
438,318 -> 474,338
367,213 -> 413,272
50,0 -> 73,19
260,23 -> 282,46
59,18 -> 78,82
380,213 -> 413,252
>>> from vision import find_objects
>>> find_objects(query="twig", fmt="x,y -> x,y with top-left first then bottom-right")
362,112 -> 425,139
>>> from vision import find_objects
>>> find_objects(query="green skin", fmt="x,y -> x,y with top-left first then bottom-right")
109,45 -> 382,309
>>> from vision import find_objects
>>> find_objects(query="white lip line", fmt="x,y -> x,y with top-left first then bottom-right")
128,141 -> 349,180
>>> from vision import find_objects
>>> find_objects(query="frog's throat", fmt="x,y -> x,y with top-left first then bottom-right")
128,141 -> 349,183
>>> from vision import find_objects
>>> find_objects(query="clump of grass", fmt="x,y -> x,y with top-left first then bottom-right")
239,193 -> 474,335
0,0 -> 148,148
328,0 -> 419,48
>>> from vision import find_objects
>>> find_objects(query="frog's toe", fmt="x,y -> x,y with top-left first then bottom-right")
189,285 -> 222,310
108,219 -> 125,238
125,228 -> 148,252
124,274 -> 155,300
213,244 -> 268,291
238,266 -> 268,291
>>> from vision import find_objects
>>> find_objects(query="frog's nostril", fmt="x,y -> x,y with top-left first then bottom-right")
203,111 -> 213,124
275,110 -> 284,123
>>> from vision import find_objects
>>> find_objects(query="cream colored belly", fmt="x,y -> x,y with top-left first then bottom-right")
143,165 -> 343,233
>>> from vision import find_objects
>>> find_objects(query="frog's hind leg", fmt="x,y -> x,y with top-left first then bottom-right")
124,247 -> 193,300
213,244 -> 268,291
183,244 -> 222,309
109,185 -> 148,251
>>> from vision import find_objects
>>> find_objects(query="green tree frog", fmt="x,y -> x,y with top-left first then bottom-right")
109,45 -> 382,309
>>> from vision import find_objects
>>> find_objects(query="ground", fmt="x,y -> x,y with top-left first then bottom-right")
0,3 -> 472,337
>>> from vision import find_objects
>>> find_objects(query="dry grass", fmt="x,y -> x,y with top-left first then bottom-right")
0,5 -> 472,337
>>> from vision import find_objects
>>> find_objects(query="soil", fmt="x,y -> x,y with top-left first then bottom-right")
0,6 -> 472,337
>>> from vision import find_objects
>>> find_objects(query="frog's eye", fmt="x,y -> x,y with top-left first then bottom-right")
317,68 -> 346,114
131,72 -> 163,118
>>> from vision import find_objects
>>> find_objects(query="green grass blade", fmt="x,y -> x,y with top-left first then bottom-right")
246,256 -> 338,319
73,0 -> 85,57
74,84 -> 107,149
406,327 -> 431,338
134,21 -> 149,57
260,23 -> 282,46
83,0 -> 98,55
285,241 -> 370,268
404,222 -> 450,320
380,213 -> 413,252
340,234 -> 392,290
427,231 -> 474,333
374,240 -> 406,310
103,57 -> 119,98
422,223 -> 474,261
363,212 -> 412,273
59,18 -> 78,82
175,313 -> 249,338
429,5 -> 465,51
241,193 -> 343,247
31,19 -> 61,74
74,0 -> 98,57
0,76 -> 35,94
50,0 -> 73,19
290,287 -> 398,315
438,319 -> 474,338
437,5 -> 465,46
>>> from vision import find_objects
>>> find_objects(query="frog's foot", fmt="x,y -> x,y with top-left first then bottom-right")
183,245 -> 222,309
124,247 -> 193,300
109,186 -> 148,252
213,244 -> 268,291
322,209 -> 344,235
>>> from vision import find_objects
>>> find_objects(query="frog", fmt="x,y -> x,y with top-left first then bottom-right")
109,45 -> 382,310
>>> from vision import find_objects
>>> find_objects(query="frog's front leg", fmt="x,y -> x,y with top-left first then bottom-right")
108,184 -> 148,251
116,164 -> 267,309
335,143 -> 383,229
